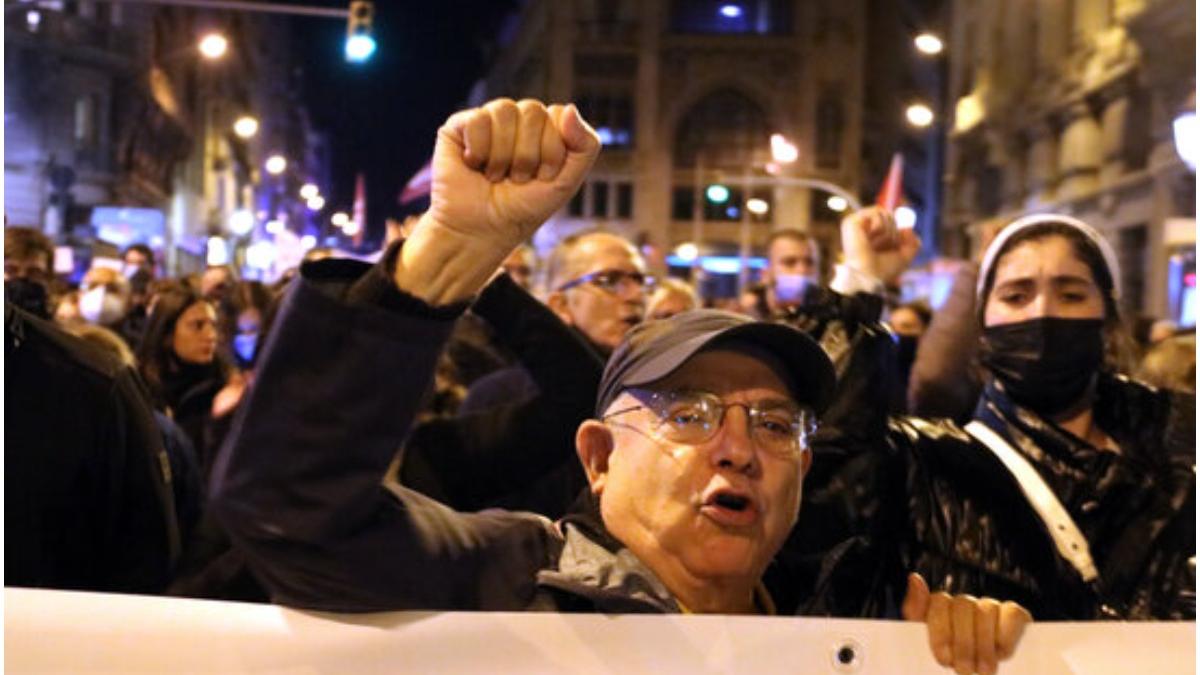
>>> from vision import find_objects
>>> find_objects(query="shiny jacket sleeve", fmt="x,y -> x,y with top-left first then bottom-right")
208,250 -> 559,613
907,263 -> 983,422
398,273 -> 601,514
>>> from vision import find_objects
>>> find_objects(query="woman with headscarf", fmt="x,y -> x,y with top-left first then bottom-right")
815,210 -> 1194,623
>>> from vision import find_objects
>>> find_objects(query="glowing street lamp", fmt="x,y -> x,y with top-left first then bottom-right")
265,155 -> 287,176
233,116 -> 259,139
906,103 -> 935,128
914,33 -> 944,55
826,195 -> 849,212
895,205 -> 917,229
228,209 -> 255,236
770,133 -> 799,164
331,212 -> 350,228
198,33 -> 229,60
299,183 -> 320,200
306,196 -> 326,211
342,220 -> 362,237
675,243 -> 699,262
746,198 -> 769,215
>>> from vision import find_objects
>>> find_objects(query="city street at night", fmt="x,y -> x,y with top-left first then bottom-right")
3,1 -> 1197,673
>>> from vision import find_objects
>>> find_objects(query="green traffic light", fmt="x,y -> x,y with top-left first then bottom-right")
705,184 -> 730,204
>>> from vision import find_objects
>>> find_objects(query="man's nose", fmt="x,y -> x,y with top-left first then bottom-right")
709,406 -> 759,474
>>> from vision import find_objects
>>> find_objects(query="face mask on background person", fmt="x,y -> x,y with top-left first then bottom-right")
980,316 -> 1105,417
773,273 -> 819,306
78,286 -> 129,326
5,278 -> 50,319
895,334 -> 919,379
232,332 -> 258,368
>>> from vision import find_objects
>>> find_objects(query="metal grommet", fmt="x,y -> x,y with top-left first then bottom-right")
830,637 -> 864,673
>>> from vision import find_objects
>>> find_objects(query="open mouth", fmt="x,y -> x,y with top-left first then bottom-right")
712,493 -> 750,512
701,490 -> 759,527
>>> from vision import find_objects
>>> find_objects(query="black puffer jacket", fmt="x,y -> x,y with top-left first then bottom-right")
886,376 -> 1195,620
807,291 -> 1195,620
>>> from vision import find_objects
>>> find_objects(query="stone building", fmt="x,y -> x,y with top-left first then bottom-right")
942,0 -> 1196,320
4,1 -> 325,276
481,0 -> 869,286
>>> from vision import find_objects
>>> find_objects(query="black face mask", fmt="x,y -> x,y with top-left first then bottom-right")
5,279 -> 50,319
980,317 -> 1105,417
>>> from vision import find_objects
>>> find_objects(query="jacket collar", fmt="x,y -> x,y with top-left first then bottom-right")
536,521 -> 680,613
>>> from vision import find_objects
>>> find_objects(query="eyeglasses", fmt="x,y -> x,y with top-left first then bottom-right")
558,269 -> 655,295
602,388 -> 816,459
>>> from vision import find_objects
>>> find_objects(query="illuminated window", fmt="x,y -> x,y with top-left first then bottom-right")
669,0 -> 792,35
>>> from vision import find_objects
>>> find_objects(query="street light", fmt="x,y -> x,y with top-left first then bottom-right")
675,242 -> 699,262
746,198 -> 769,215
265,155 -> 287,175
895,206 -> 917,229
228,209 -> 255,236
343,220 -> 361,237
300,234 -> 317,250
233,116 -> 259,139
906,103 -> 935,128
826,195 -> 849,212
306,196 -> 326,211
331,212 -> 350,228
914,33 -> 944,56
265,219 -> 284,235
198,33 -> 229,60
770,133 -> 799,164
1174,110 -> 1197,171
299,183 -> 319,200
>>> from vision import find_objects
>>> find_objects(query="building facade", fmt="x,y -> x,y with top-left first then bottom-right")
482,0 -> 869,284
4,1 -> 327,277
942,0 -> 1196,321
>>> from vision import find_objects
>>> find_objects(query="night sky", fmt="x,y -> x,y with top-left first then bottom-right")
289,0 -> 518,247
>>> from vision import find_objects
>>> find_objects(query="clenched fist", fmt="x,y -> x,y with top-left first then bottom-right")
427,98 -> 600,244
840,206 -> 921,286
396,98 -> 601,305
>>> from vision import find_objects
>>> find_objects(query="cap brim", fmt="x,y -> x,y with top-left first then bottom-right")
620,321 -> 836,414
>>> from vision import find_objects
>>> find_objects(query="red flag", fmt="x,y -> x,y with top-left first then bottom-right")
875,153 -> 904,211
351,172 -> 367,248
398,160 -> 432,205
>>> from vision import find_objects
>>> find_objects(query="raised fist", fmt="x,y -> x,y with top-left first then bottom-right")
840,206 -> 921,286
426,98 -> 601,247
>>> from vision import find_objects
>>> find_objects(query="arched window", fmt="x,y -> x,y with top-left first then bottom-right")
673,89 -> 769,169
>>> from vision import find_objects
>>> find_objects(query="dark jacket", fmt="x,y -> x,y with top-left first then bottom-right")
888,376 -> 1195,620
209,253 -> 883,615
806,290 -> 1196,620
5,303 -> 180,593
399,273 -> 603,519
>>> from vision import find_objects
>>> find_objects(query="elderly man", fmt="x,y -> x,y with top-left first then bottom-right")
211,99 -> 1026,673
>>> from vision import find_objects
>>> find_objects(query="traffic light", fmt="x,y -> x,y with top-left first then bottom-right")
345,0 -> 376,63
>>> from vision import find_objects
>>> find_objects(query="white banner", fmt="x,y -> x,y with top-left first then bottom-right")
4,588 -> 1194,674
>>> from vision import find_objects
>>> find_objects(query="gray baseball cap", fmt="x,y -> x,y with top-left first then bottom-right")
595,309 -> 835,417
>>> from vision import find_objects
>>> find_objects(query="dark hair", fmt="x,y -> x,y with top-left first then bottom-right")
123,243 -> 155,267
218,281 -> 273,363
980,221 -> 1135,373
5,226 -> 54,271
137,285 -> 217,408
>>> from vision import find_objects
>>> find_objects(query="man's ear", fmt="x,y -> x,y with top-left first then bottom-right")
546,291 -> 574,326
576,419 -> 614,496
799,448 -> 813,477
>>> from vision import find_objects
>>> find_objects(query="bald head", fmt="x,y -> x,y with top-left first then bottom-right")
547,232 -> 642,291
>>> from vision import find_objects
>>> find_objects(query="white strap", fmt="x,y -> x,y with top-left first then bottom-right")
964,421 -> 1099,583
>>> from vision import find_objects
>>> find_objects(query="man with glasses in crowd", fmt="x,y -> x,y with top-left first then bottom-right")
545,230 -> 653,357
212,98 -> 1027,674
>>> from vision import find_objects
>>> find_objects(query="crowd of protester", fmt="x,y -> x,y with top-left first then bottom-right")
5,98 -> 1195,673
